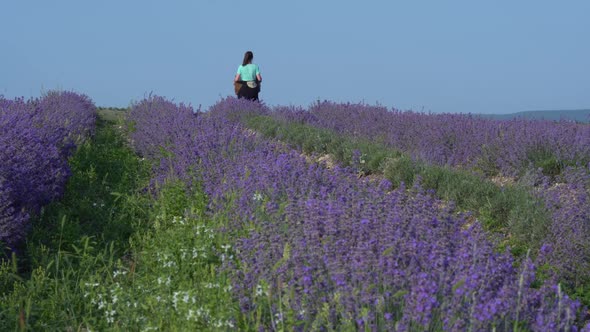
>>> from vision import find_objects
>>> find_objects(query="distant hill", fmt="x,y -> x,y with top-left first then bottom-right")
476,109 -> 590,123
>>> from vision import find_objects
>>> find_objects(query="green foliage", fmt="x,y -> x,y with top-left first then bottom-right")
523,146 -> 586,179
97,108 -> 128,122
382,155 -> 418,187
505,189 -> 551,252
474,144 -> 501,177
570,282 -> 590,309
526,147 -> 564,177
245,115 -> 401,175
81,181 -> 238,331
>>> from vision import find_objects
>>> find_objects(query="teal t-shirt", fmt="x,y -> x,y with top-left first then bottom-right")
237,64 -> 260,81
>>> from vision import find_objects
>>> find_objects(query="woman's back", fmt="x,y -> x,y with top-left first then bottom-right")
237,63 -> 260,82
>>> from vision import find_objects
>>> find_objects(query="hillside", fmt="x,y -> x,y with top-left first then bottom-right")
478,109 -> 590,122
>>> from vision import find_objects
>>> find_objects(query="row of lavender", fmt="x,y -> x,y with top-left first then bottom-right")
0,91 -> 96,250
271,101 -> 590,177
128,96 -> 588,330
262,100 -> 590,293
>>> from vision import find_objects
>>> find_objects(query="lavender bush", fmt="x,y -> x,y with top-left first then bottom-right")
32,90 -> 97,156
127,96 -> 589,330
535,166 -> 590,290
0,176 -> 29,248
0,91 -> 96,250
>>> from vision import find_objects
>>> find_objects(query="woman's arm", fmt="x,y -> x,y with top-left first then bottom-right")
234,73 -> 241,82
256,73 -> 262,82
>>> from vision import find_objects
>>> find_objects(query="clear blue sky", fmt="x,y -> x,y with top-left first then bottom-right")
1,1 -> 589,114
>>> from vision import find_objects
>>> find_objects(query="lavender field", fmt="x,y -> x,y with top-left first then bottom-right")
1,94 -> 589,330
271,101 -> 590,177
311,102 -> 590,290
127,96 -> 590,330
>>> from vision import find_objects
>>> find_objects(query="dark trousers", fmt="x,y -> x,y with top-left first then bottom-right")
236,81 -> 261,101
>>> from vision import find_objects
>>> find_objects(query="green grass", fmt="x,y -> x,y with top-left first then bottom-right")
28,118 -> 146,254
245,116 -> 402,174
97,108 -> 128,123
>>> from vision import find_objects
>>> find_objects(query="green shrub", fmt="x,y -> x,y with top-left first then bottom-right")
382,156 -> 417,187
526,147 -> 563,177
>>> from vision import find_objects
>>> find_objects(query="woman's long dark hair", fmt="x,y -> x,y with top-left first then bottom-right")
242,51 -> 254,66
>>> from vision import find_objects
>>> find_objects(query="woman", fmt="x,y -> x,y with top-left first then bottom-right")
234,51 -> 262,101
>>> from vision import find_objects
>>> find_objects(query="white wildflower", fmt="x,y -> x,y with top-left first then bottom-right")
253,192 -> 263,202
173,292 -> 179,309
